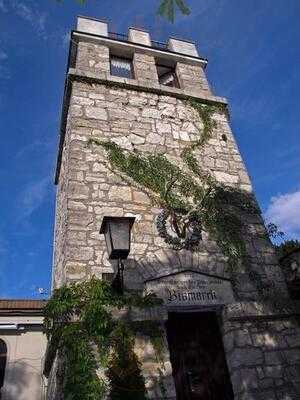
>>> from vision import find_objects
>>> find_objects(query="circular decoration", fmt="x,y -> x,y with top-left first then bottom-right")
156,208 -> 202,250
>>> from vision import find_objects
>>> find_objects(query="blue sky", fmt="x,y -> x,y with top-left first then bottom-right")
0,0 -> 299,298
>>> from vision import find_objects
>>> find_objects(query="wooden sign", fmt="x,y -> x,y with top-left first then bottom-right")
145,270 -> 234,307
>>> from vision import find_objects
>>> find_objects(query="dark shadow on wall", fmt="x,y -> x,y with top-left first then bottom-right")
2,361 -> 42,400
0,339 -> 7,399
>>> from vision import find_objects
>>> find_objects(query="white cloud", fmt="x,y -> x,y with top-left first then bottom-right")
0,0 -> 7,12
265,189 -> 300,238
61,31 -> 70,48
15,140 -> 49,159
0,237 -> 8,254
11,1 -> 48,38
17,177 -> 51,219
0,64 -> 10,80
0,49 -> 9,79
0,50 -> 7,60
0,1 -> 47,37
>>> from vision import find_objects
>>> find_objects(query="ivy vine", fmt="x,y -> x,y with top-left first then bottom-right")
89,99 -> 258,273
44,278 -> 165,400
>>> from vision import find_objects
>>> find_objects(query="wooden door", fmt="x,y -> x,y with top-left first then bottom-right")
166,312 -> 234,400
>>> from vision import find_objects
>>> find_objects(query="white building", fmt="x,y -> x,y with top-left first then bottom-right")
0,300 -> 47,400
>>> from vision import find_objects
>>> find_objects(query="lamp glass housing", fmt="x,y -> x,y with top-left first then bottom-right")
100,216 -> 135,260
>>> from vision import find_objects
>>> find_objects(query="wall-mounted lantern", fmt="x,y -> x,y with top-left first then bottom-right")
100,216 -> 135,294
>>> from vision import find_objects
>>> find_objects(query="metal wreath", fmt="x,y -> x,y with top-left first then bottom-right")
156,208 -> 202,250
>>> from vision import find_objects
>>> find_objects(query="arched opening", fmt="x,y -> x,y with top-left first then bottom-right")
0,340 -> 7,398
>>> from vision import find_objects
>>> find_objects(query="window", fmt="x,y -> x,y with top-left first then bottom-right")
157,64 -> 179,88
110,56 -> 133,79
0,340 -> 7,394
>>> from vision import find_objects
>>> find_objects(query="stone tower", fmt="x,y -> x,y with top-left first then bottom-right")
50,16 -> 300,400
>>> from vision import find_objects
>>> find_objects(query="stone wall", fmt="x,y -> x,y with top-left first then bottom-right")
53,74 -> 287,300
222,303 -> 300,399
52,113 -> 72,288
54,37 -> 246,287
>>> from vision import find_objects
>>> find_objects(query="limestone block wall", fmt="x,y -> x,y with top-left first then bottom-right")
52,115 -> 72,288
53,70 -> 287,302
222,304 -> 300,399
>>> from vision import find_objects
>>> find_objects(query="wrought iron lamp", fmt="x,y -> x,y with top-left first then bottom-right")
100,216 -> 135,294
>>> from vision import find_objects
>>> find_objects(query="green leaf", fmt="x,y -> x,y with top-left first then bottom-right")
44,278 -> 165,400
157,0 -> 190,22
175,0 -> 191,15
157,0 -> 175,23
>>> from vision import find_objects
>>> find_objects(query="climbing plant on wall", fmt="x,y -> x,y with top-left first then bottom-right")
44,278 -> 165,400
89,99 -> 258,274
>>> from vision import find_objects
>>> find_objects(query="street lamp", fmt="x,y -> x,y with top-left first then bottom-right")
100,216 -> 135,294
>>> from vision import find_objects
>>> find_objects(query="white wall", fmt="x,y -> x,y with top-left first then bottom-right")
0,316 -> 47,400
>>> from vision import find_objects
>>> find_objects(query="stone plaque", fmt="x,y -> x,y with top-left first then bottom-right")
145,270 -> 234,307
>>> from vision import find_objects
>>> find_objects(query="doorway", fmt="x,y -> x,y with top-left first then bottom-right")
166,312 -> 234,400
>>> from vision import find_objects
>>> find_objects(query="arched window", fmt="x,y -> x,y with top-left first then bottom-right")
0,339 -> 7,395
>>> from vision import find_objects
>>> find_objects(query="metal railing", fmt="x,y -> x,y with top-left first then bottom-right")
108,32 -> 128,42
151,40 -> 167,50
108,31 -> 168,50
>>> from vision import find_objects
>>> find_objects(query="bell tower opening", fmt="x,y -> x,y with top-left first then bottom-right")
166,312 -> 234,400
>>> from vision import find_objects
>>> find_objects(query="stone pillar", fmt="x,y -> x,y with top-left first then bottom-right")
167,37 -> 199,57
77,16 -> 108,37
166,37 -> 211,95
128,27 -> 151,46
131,307 -> 176,400
75,17 -> 110,76
135,329 -> 176,399
176,62 -> 211,95
133,52 -> 159,85
76,41 -> 110,76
